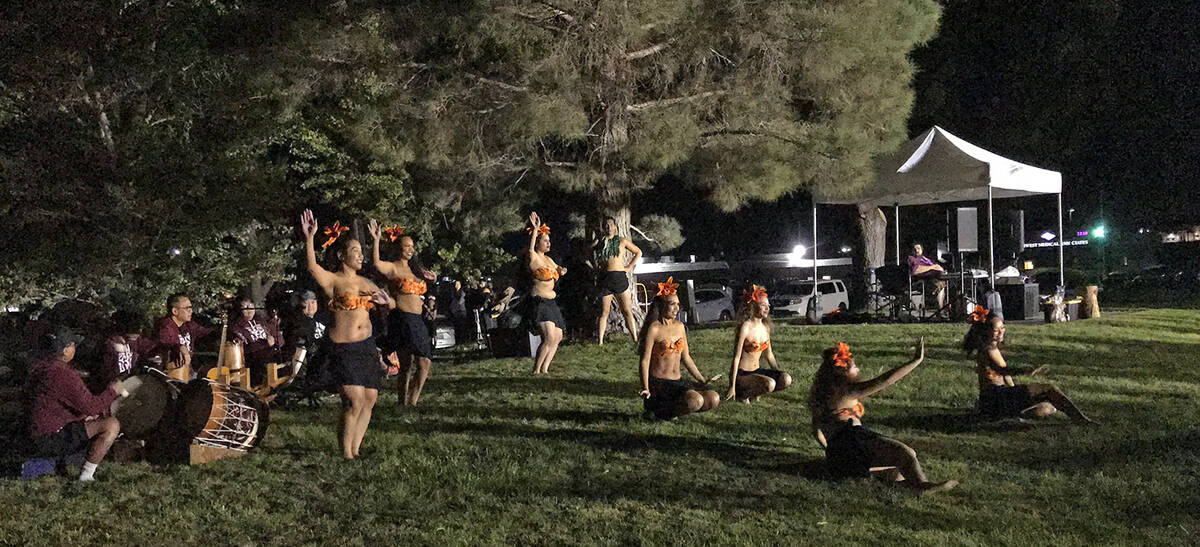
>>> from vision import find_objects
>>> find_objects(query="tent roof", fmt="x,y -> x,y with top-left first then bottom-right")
816,126 -> 1062,206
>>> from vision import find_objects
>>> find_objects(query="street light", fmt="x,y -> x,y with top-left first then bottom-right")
1092,225 -> 1106,239
787,244 -> 807,267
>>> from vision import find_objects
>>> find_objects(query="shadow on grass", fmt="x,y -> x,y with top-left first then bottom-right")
429,375 -> 634,400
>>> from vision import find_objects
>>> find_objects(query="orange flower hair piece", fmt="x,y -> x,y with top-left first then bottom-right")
832,342 -> 853,368
526,224 -> 551,236
383,225 -> 405,242
322,221 -> 350,249
969,305 -> 990,323
656,276 -> 679,296
743,284 -> 769,304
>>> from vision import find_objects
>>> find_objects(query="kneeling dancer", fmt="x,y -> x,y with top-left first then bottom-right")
637,278 -> 721,420
808,339 -> 958,494
726,285 -> 791,403
963,306 -> 1091,422
302,211 -> 394,459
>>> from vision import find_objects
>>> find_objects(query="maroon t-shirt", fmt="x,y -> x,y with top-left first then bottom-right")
232,316 -> 282,365
100,335 -> 161,384
26,358 -> 119,436
152,316 -> 212,361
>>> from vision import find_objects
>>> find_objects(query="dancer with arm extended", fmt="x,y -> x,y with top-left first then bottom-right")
301,210 -> 394,459
525,212 -> 566,375
637,278 -> 721,420
725,285 -> 792,403
368,220 -> 436,406
963,306 -> 1090,422
594,217 -> 642,344
808,338 -> 958,494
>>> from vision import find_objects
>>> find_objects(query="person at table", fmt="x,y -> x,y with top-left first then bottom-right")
636,278 -> 721,420
725,285 -> 791,403
907,243 -> 947,309
232,297 -> 285,385
26,329 -> 127,482
152,293 -> 214,376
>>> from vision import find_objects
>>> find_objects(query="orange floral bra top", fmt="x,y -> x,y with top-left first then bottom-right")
329,292 -> 375,311
396,278 -> 427,296
832,402 -> 865,420
652,338 -> 685,358
533,267 -> 560,282
981,362 -> 1007,382
742,339 -> 770,354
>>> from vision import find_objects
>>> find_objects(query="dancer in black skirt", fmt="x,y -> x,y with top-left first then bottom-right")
368,220 -> 437,406
525,212 -> 566,375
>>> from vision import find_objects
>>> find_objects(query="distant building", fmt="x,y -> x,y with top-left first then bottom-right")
1162,226 -> 1200,243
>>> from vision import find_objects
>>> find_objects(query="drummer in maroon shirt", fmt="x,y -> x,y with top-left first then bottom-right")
152,293 -> 213,375
231,297 -> 284,385
26,329 -> 127,482
98,310 -> 160,387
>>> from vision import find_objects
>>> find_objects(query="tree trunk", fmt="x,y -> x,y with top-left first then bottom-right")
247,274 -> 275,308
849,204 -> 888,310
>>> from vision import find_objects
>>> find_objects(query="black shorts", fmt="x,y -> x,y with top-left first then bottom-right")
825,424 -> 880,479
386,311 -> 433,359
644,376 -> 697,419
527,296 -> 565,333
978,384 -> 1034,417
32,421 -> 90,459
330,337 -> 383,390
597,271 -> 629,297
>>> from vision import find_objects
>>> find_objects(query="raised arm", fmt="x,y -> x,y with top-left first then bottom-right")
301,209 -> 337,289
850,336 -> 924,399
726,324 -> 751,400
621,238 -> 642,272
367,219 -> 396,279
527,211 -> 542,255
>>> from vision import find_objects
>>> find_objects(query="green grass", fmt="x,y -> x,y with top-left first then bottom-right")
4,310 -> 1200,545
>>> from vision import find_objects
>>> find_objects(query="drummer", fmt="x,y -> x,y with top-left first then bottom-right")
152,293 -> 214,376
25,328 -> 127,482
98,310 -> 160,387
231,297 -> 284,385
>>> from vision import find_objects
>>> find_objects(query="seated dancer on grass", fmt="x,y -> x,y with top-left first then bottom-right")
725,285 -> 791,403
525,212 -> 566,375
368,220 -> 437,406
963,306 -> 1092,422
637,278 -> 721,420
808,338 -> 958,494
26,329 -> 128,482
302,211 -> 394,460
593,217 -> 642,345
232,297 -> 284,385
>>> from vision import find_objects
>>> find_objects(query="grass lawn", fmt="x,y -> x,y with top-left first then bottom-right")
3,310 -> 1199,545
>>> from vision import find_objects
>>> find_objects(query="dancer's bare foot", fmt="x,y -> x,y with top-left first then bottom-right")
915,480 -> 959,496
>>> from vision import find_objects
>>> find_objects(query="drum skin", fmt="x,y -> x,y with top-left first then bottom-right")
111,372 -> 183,439
179,379 -> 269,450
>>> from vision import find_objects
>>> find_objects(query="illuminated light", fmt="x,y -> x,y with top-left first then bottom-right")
787,244 -> 808,267
171,248 -> 182,256
1076,230 -> 1089,237
1093,225 -> 1106,239
840,245 -> 852,253
1040,231 -> 1056,241
1023,260 -> 1034,270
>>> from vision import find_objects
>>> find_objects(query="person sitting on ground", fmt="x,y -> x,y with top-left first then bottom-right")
637,278 -> 721,420
152,293 -> 214,376
97,310 -> 159,388
808,338 -> 959,495
25,329 -> 127,482
963,306 -> 1092,422
907,243 -> 947,310
232,297 -> 285,385
725,285 -> 791,403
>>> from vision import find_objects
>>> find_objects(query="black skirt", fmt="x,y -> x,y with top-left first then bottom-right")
644,376 -> 697,419
526,295 -> 565,333
597,271 -> 629,297
329,337 -> 383,390
978,384 -> 1034,418
386,310 -> 433,359
825,424 -> 880,479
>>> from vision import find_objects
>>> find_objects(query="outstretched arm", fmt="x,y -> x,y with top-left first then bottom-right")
301,210 -> 336,289
726,325 -> 750,400
367,219 -> 396,279
622,238 -> 642,273
638,324 -> 658,398
850,336 -> 924,399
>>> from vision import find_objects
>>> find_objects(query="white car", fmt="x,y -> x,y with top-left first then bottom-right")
692,285 -> 735,322
769,279 -> 848,317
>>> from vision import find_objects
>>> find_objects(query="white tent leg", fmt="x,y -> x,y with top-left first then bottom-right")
1057,192 -> 1065,288
988,187 -> 995,285
894,203 -> 901,266
812,204 -> 819,313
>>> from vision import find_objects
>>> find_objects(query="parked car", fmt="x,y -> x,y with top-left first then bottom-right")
432,317 -> 456,350
692,284 -> 735,322
769,279 -> 848,317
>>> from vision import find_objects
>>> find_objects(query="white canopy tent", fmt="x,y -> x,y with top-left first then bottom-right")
807,126 -> 1066,308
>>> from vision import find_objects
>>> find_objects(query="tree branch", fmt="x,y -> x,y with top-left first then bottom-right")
626,90 -> 725,112
624,40 -> 673,61
466,73 -> 528,92
629,224 -> 657,243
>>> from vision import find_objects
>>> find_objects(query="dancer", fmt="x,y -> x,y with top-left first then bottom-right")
525,212 -> 565,375
368,219 -> 436,406
808,339 -> 958,494
593,217 -> 642,344
725,285 -> 791,403
637,278 -> 721,420
301,210 -> 393,459
963,306 -> 1091,422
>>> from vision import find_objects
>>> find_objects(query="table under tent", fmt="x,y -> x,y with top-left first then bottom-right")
806,125 -> 1066,317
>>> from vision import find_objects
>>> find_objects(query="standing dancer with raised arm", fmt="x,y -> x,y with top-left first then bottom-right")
808,339 -> 959,494
525,212 -> 566,375
368,220 -> 437,406
637,278 -> 721,420
725,285 -> 792,403
301,210 -> 394,459
593,217 -> 642,345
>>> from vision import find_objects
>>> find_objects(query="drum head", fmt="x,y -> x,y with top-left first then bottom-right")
111,373 -> 174,438
179,379 -> 218,438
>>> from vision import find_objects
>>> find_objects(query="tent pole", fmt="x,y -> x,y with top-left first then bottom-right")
812,204 -> 819,285
894,203 -> 901,266
1057,192 -> 1065,288
987,187 -> 995,285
